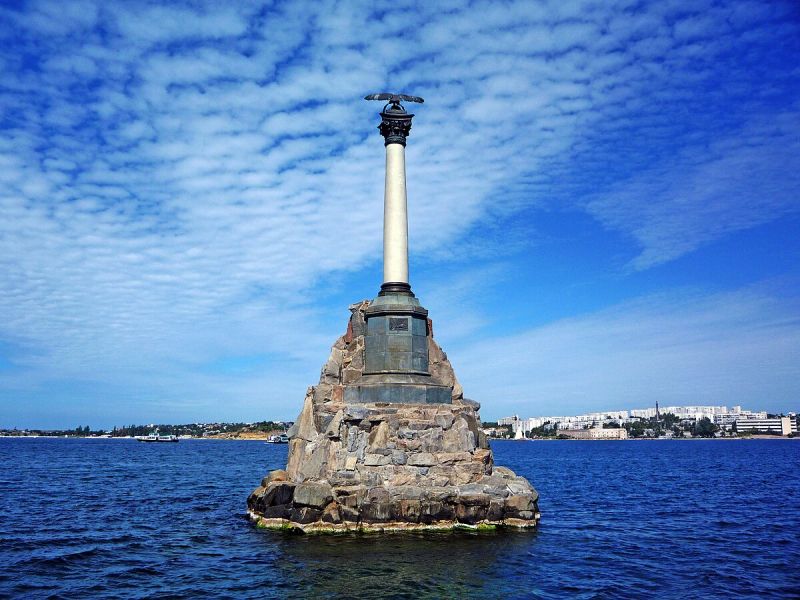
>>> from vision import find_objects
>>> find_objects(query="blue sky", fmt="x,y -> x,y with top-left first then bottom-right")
1,0 -> 798,428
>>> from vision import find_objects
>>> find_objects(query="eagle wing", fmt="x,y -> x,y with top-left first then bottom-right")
398,94 -> 424,103
364,93 -> 393,101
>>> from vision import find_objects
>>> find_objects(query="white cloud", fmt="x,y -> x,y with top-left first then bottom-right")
586,108 -> 800,269
0,0 -> 798,425
453,283 -> 800,418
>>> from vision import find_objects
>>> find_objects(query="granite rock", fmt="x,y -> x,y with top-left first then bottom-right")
248,300 -> 539,532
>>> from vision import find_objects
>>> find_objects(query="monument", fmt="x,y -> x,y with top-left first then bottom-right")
247,94 -> 540,531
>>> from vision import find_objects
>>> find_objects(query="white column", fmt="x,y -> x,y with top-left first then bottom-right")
383,142 -> 409,284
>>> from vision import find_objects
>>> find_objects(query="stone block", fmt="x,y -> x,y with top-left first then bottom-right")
332,385 -> 344,403
391,450 -> 407,465
508,478 -> 534,496
344,406 -> 368,421
455,502 -> 489,524
298,441 -> 329,480
290,506 -> 323,524
505,494 -> 535,514
321,503 -> 342,524
260,468 -> 288,487
247,486 -> 266,510
435,451 -> 472,464
389,485 -> 425,500
392,499 -> 421,523
494,466 -> 516,479
389,467 -> 417,486
407,452 -> 435,466
364,453 -> 392,466
478,474 -> 509,491
292,390 -> 318,442
367,420 -> 389,450
342,368 -> 361,384
316,412 -> 334,433
263,482 -> 296,506
361,487 -> 391,522
313,383 -> 334,404
325,410 -> 344,439
434,413 -> 455,429
344,456 -> 357,471
264,503 -> 291,519
349,350 -> 364,370
285,439 -> 306,479
339,505 -> 360,522
328,470 -> 357,486
418,428 -> 443,453
293,482 -> 334,508
420,501 -> 450,523
487,499 -> 504,521
334,485 -> 367,506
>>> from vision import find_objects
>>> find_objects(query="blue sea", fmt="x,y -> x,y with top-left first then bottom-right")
1,438 -> 798,599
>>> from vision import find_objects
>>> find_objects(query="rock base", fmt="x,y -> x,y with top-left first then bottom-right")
247,450 -> 539,532
247,301 -> 540,532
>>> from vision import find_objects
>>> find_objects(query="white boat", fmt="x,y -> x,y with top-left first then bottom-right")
265,433 -> 289,444
136,430 -> 179,443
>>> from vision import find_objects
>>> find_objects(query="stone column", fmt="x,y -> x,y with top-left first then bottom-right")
383,143 -> 408,285
378,104 -> 414,296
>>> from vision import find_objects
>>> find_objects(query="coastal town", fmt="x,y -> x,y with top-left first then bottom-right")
3,404 -> 798,441
0,421 -> 292,439
488,404 -> 799,440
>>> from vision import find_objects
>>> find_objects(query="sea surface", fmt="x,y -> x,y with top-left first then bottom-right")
0,437 -> 798,599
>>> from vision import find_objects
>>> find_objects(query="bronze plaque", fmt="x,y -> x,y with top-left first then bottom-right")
389,317 -> 408,332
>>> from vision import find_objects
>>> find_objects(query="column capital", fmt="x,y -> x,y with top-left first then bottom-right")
378,104 -> 414,146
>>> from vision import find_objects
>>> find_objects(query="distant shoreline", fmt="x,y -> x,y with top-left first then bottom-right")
492,435 -> 797,441
2,434 -> 795,441
0,435 -> 280,441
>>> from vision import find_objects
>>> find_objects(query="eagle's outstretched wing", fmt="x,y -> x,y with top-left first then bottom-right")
364,93 -> 425,104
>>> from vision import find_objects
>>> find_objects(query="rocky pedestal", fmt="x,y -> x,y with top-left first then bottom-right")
247,301 -> 540,532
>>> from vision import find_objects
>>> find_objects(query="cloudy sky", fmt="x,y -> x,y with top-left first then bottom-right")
1,0 -> 798,428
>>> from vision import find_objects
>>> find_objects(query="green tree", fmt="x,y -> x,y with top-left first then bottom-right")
624,420 -> 648,438
693,417 -> 719,438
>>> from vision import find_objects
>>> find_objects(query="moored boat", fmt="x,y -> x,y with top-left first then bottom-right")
136,430 -> 179,443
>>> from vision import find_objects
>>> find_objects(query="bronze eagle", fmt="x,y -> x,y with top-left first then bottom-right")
364,93 -> 425,104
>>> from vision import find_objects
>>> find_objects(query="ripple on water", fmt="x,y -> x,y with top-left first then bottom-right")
1,438 -> 799,598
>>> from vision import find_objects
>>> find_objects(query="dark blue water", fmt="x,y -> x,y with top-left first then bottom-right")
1,438 -> 798,599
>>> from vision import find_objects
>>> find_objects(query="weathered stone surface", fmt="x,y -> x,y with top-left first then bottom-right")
367,421 -> 389,450
505,494 -> 535,515
291,389 -> 318,442
325,410 -> 344,439
321,502 -> 342,524
249,299 -> 539,531
293,482 -> 334,508
267,469 -> 288,483
407,452 -> 435,466
364,453 -> 392,466
290,506 -> 323,524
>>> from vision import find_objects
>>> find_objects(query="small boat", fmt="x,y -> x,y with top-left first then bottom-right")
265,433 -> 289,444
136,430 -> 179,443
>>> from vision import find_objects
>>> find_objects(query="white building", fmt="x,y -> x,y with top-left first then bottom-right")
714,409 -> 768,429
735,417 -> 796,436
560,427 -> 628,440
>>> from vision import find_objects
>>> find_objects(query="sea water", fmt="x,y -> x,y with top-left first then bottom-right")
1,437 -> 798,598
